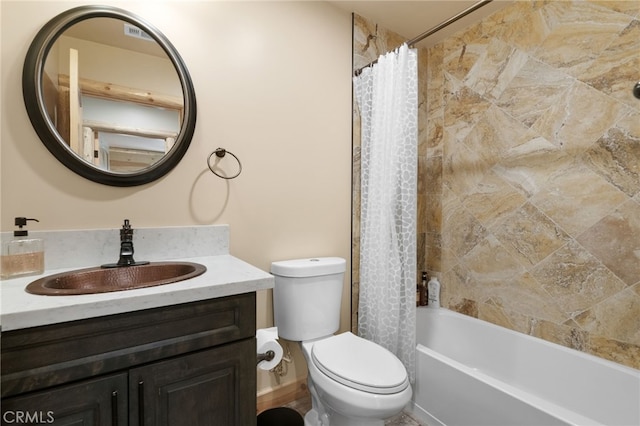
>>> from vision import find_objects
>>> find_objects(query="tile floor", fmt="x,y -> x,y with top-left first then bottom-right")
282,394 -> 427,425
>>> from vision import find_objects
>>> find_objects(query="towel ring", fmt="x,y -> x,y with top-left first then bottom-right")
207,148 -> 242,179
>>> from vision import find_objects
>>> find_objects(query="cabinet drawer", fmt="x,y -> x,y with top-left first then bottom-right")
2,293 -> 256,397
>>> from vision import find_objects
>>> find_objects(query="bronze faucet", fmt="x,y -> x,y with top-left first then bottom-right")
102,219 -> 149,268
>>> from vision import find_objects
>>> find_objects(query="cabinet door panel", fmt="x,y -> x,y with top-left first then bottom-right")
1,373 -> 127,426
131,339 -> 255,426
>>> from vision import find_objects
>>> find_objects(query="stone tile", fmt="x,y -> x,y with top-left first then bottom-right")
589,0 -> 640,17
577,199 -> 640,286
442,263 -> 477,309
417,108 -> 429,159
353,14 -> 405,70
352,15 -> 381,70
417,48 -> 430,159
492,131 -> 574,197
492,202 -> 571,268
588,335 -> 640,370
417,194 -> 427,235
441,20 -> 489,82
440,190 -> 462,270
531,319 -> 589,352
576,19 -> 640,108
583,109 -> 640,198
488,1 -> 551,53
461,170 -> 527,229
353,102 -> 361,146
424,155 -> 443,195
426,44 -> 444,113
416,232 -> 426,273
443,77 -> 492,143
531,80 -> 630,152
353,1 -> 640,373
417,156 -> 428,195
443,130 -> 489,198
425,107 -> 444,157
533,1 -> 633,76
453,298 -> 478,318
574,285 -> 640,345
425,231 -> 442,274
530,164 -> 628,237
478,301 -> 532,335
461,235 -> 526,287
530,240 -> 627,315
425,191 -> 442,233
462,104 -> 530,168
442,197 -> 487,260
479,270 -> 567,326
463,38 -> 529,100
496,58 -> 574,128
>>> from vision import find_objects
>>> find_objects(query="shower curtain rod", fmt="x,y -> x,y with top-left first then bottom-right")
354,0 -> 493,76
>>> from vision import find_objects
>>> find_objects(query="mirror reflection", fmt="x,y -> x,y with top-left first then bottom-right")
42,17 -> 184,172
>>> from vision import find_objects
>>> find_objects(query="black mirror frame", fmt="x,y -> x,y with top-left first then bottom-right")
22,5 -> 197,187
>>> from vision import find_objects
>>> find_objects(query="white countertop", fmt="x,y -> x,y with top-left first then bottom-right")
0,254 -> 274,331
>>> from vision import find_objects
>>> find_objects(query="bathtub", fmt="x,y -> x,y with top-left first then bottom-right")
409,307 -> 640,426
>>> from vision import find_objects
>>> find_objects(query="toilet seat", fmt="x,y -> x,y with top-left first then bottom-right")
311,332 -> 409,395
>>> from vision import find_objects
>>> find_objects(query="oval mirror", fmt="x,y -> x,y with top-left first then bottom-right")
22,5 -> 197,186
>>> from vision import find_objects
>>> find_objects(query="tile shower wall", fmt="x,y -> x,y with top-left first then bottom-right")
353,1 -> 640,370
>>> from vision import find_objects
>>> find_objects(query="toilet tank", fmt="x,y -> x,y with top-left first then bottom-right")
271,257 -> 346,341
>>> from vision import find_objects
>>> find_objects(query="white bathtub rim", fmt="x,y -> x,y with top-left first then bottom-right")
414,308 -> 640,426
415,343 -> 603,426
417,308 -> 640,376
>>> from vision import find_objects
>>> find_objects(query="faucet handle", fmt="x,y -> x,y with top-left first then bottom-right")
120,219 -> 134,241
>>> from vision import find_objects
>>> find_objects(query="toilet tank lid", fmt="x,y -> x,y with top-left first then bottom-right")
271,257 -> 346,278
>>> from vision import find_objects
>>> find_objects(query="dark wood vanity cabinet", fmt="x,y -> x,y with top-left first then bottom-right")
1,293 -> 257,426
1,373 -> 129,425
130,339 -> 254,425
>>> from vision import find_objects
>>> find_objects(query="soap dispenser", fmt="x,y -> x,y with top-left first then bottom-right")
1,217 -> 44,279
427,276 -> 440,308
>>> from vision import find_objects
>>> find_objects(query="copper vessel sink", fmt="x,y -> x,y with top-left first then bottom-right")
26,262 -> 207,295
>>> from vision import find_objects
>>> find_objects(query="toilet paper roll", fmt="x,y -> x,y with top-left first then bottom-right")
257,327 -> 283,370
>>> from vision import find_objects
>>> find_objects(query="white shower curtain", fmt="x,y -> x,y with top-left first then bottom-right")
354,44 -> 417,382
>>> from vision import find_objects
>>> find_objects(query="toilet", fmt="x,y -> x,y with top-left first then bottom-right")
271,257 -> 411,426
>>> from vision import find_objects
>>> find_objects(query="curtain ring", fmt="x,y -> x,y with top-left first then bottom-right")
207,148 -> 242,179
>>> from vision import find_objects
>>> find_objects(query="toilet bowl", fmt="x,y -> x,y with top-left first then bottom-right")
271,257 -> 411,426
302,333 -> 412,425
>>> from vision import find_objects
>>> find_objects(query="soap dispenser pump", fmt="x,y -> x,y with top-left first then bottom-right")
1,217 -> 45,279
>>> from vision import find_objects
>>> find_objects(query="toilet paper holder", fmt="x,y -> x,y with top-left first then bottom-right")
257,350 -> 275,365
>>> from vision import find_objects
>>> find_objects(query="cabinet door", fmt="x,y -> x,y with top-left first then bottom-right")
1,373 -> 127,426
130,339 -> 256,426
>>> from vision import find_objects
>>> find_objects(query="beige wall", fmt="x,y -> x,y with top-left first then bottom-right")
1,0 -> 353,393
354,0 -> 640,371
